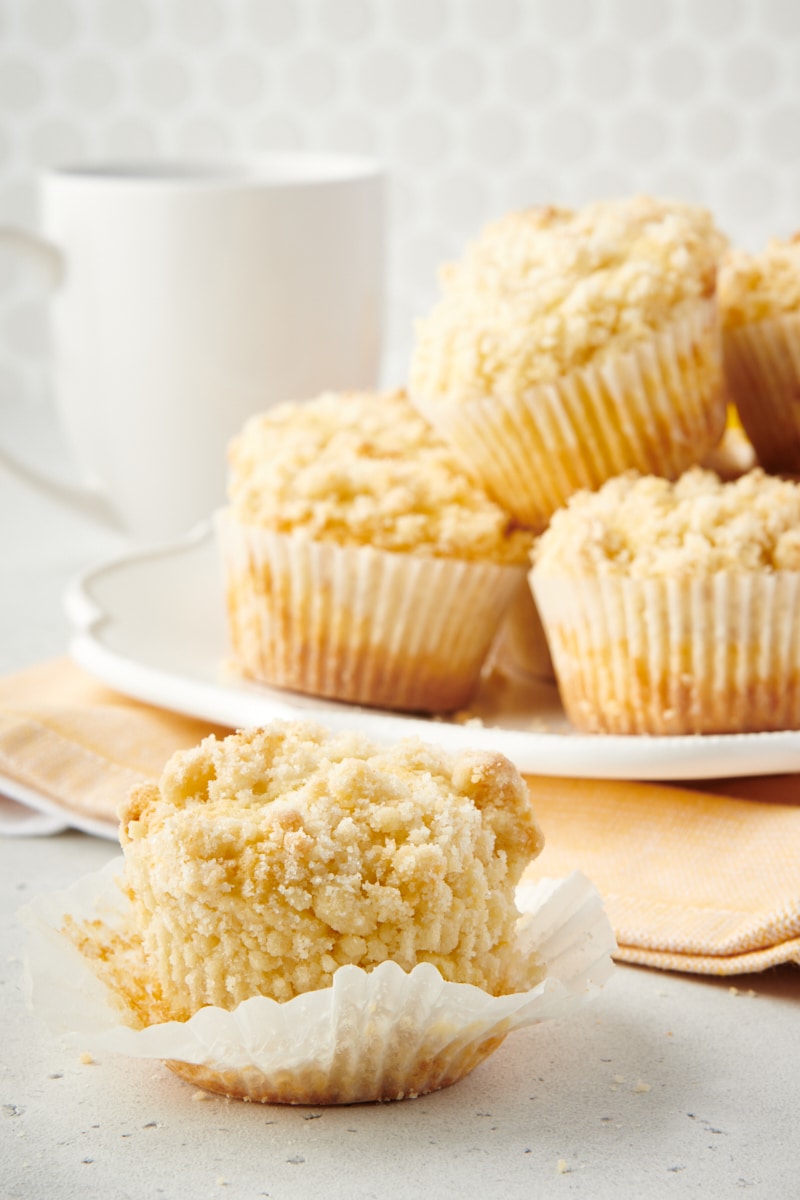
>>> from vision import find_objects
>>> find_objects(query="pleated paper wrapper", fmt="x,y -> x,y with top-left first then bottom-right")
218,511 -> 524,713
530,569 -> 800,736
21,859 -> 615,1106
488,579 -> 555,683
414,297 -> 726,530
723,312 -> 800,474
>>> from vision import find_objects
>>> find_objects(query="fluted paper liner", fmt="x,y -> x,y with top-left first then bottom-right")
531,569 -> 800,735
218,511 -> 524,713
414,298 -> 726,529
21,861 -> 615,1105
488,579 -> 555,683
723,313 -> 800,474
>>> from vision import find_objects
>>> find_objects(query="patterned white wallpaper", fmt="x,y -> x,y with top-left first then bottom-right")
1,0 -> 799,408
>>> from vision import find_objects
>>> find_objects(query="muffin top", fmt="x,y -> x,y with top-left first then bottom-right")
532,468 -> 800,577
411,195 -> 727,400
226,389 -> 531,564
120,721 -> 545,1014
719,234 -> 800,328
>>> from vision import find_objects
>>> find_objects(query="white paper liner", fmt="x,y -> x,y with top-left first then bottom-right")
530,569 -> 800,735
723,313 -> 800,474
218,511 -> 524,713
20,860 -> 615,1105
414,298 -> 725,529
487,578 -> 555,683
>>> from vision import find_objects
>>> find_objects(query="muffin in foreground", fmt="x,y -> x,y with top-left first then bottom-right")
530,468 -> 800,735
220,389 -> 531,712
411,195 -> 728,529
120,722 -> 545,1018
43,721 -> 616,1106
719,235 -> 800,473
28,865 -> 614,1107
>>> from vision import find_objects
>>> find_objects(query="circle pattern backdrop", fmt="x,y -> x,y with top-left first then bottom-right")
1,0 -> 799,403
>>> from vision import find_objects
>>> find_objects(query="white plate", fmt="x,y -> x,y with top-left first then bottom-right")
65,523 -> 800,781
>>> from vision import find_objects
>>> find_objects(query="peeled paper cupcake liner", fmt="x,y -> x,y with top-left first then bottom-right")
414,298 -> 726,529
723,313 -> 800,474
218,511 -> 524,713
20,859 -> 615,1105
530,569 -> 800,736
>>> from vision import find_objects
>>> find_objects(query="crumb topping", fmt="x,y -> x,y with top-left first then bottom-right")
532,468 -> 800,577
719,235 -> 800,327
411,195 -> 727,399
119,722 -> 545,1018
227,389 -> 531,564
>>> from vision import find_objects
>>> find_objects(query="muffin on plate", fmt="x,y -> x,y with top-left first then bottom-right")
219,388 -> 531,712
529,467 -> 800,735
719,235 -> 800,473
411,195 -> 729,529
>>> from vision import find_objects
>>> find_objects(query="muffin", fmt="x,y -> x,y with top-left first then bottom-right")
120,722 -> 545,1017
529,467 -> 800,735
220,389 -> 531,712
32,722 -> 616,1106
58,720 -> 553,1102
411,195 -> 729,529
719,235 -> 800,473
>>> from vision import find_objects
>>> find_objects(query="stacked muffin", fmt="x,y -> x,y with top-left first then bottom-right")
411,195 -> 728,530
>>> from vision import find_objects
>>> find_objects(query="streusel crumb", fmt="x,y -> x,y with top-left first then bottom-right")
411,195 -> 727,399
227,389 -> 530,564
532,468 -> 800,577
119,722 -> 545,1020
719,234 -> 800,327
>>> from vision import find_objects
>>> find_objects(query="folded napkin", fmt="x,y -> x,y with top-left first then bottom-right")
522,776 -> 800,975
0,658 -> 228,837
2,658 -> 799,977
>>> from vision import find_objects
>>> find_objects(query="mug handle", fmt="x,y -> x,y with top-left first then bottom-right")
0,226 -> 119,529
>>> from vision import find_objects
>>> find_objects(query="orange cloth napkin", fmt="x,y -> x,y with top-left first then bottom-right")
522,775 -> 800,976
0,658 -> 229,830
2,658 -> 799,977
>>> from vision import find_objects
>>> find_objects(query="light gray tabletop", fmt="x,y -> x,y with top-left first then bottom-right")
1,401 -> 798,1199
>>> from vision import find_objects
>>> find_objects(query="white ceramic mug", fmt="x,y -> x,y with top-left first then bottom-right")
0,156 -> 384,542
